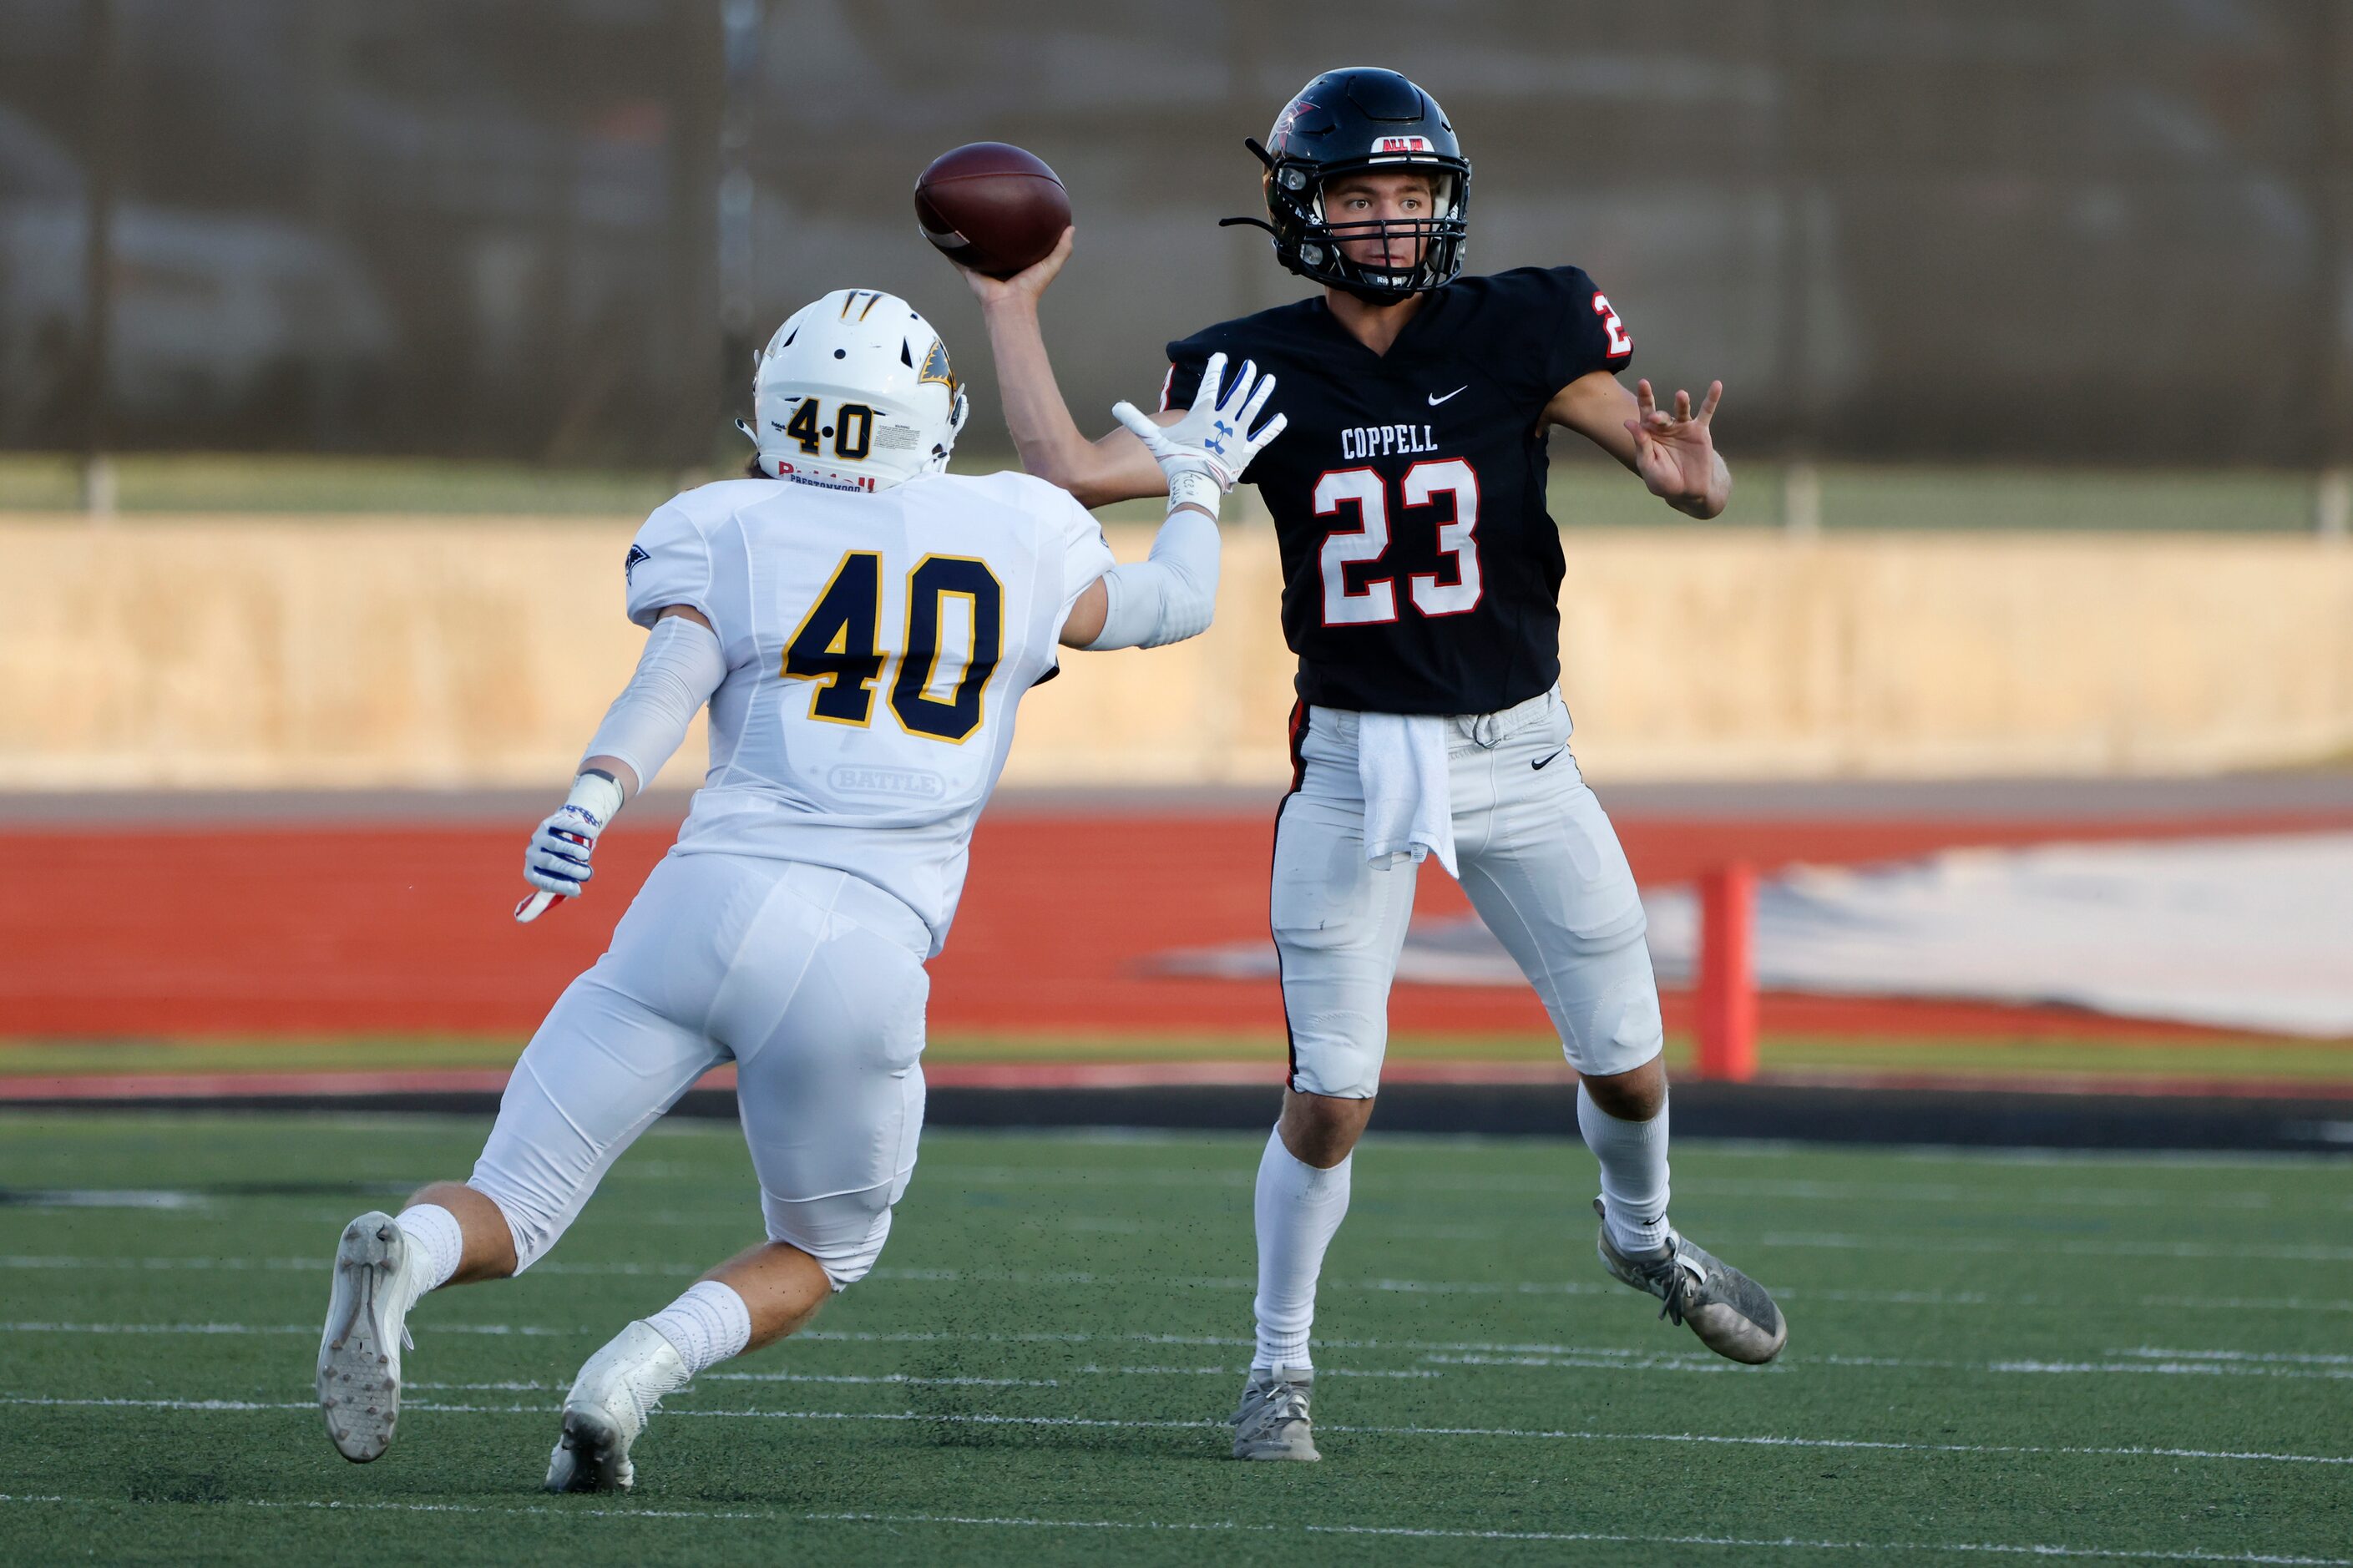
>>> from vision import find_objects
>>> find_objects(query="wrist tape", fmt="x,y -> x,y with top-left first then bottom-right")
1166,468 -> 1222,517
563,771 -> 625,830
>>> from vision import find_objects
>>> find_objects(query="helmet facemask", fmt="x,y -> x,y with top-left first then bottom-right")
1291,163 -> 1467,300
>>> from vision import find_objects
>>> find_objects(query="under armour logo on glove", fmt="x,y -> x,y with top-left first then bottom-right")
1109,352 -> 1288,494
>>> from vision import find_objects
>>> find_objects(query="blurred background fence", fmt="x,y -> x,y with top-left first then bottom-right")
3,0 -> 2350,480
5,0 -> 2353,785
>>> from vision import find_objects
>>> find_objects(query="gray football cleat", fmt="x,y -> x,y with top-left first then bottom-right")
544,1321 -> 692,1493
1230,1367 -> 1319,1461
316,1211 -> 420,1462
1594,1198 -> 1788,1364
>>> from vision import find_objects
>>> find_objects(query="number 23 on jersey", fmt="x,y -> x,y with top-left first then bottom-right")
1316,458 -> 1482,625
784,551 -> 1003,744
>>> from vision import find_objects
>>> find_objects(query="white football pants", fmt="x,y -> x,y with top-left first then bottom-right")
469,853 -> 929,1288
1273,688 -> 1664,1097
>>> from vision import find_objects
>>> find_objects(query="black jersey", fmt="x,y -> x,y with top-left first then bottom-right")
1164,265 -> 1632,715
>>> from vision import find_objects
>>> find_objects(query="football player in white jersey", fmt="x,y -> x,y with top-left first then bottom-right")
313,287 -> 1285,1492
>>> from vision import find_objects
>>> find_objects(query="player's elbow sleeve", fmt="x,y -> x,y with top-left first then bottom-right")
581,615 -> 726,790
1085,511 -> 1220,650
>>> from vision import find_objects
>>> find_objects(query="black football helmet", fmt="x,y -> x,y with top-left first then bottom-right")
1222,68 -> 1471,301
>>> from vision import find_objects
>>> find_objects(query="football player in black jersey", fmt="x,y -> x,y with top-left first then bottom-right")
961,66 -> 1785,1461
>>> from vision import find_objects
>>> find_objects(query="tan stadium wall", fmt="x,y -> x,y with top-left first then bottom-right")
1,515 -> 2349,790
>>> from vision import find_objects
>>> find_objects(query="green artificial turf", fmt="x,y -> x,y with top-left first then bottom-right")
0,1114 -> 2348,1564
5,1029 -> 2349,1089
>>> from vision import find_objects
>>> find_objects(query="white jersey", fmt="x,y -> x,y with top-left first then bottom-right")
621,470 -> 1116,955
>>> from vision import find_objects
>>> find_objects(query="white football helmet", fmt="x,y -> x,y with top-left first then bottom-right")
738,289 -> 969,491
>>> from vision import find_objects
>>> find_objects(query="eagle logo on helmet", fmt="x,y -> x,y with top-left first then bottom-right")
918,338 -> 957,395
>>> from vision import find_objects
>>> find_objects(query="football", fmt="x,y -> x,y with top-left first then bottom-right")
913,142 -> 1071,278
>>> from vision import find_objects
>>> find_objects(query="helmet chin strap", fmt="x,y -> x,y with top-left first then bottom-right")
1222,214 -> 1423,303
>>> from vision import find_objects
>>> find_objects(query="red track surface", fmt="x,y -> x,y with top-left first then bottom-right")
2,808 -> 2342,1044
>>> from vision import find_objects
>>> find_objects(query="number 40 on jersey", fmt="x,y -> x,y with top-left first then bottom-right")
785,551 -> 1003,744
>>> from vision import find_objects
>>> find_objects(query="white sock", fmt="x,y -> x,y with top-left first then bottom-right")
1577,1081 -> 1672,1255
644,1279 -> 753,1376
1251,1125 -> 1353,1372
394,1204 -> 464,1296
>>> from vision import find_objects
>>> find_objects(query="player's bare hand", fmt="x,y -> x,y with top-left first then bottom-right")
959,226 -> 1075,311
1624,377 -> 1728,517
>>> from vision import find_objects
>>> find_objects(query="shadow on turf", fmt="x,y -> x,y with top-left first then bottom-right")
125,1469 -> 240,1506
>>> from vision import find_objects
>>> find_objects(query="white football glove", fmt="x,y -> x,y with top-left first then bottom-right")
516,771 -> 625,922
1111,352 -> 1288,511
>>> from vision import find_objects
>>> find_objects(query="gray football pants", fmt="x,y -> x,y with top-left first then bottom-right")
1273,688 -> 1665,1097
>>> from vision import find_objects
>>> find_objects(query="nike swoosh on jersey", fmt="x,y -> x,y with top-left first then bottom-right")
1532,749 -> 1565,770
1427,387 -> 1467,406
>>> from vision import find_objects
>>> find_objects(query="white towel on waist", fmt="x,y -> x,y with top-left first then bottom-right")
1358,712 -> 1457,876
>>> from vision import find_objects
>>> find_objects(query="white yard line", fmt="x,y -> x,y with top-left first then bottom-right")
7,1319 -> 2349,1380
1421,1348 -> 2353,1383
1758,1233 -> 2353,1262
410,1366 -> 1432,1389
407,1368 -> 1431,1389
0,1321 -> 574,1337
5,1396 -> 2348,1468
2120,1346 -> 2353,1365
0,1189 -> 211,1209
697,1372 -> 1064,1388
11,1252 -> 2353,1313
0,1492 -> 2341,1564
1789,1287 -> 2353,1313
1966,1347 -> 2353,1381
1419,1350 -> 1744,1373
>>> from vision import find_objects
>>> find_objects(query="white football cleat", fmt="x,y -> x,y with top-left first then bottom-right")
544,1321 -> 693,1494
1229,1366 -> 1319,1461
316,1211 -> 424,1462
